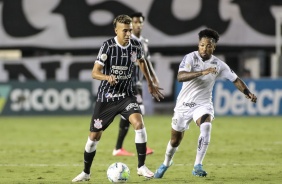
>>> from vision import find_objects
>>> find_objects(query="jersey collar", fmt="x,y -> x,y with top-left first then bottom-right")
114,36 -> 131,49
196,51 -> 214,62
131,34 -> 143,42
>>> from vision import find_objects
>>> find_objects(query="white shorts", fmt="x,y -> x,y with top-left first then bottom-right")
171,104 -> 214,132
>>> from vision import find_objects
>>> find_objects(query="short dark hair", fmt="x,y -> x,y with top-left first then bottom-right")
130,12 -> 145,21
113,15 -> 132,28
198,28 -> 219,43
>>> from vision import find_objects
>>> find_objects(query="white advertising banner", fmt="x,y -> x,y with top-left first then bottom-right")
0,0 -> 281,49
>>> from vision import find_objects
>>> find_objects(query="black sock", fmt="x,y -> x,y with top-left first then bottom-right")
136,143 -> 146,168
83,150 -> 96,174
115,118 -> 130,149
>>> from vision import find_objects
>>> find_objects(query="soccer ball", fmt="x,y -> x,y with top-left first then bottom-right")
107,162 -> 130,183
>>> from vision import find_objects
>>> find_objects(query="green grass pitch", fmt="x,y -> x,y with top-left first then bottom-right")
0,115 -> 281,184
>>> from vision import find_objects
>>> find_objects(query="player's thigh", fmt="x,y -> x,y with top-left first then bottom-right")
120,96 -> 142,120
171,111 -> 193,132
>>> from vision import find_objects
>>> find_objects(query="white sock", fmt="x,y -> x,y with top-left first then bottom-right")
135,128 -> 147,143
194,122 -> 212,166
163,141 -> 177,166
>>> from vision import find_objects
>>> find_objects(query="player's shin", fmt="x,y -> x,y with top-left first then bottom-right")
84,137 -> 99,174
115,118 -> 130,149
164,140 -> 177,166
135,128 -> 147,168
194,122 -> 212,165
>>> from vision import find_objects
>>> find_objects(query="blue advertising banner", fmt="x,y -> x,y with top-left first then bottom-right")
0,81 -> 93,115
213,79 -> 282,116
175,79 -> 282,116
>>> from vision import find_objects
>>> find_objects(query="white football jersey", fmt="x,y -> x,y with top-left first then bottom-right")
174,51 -> 238,112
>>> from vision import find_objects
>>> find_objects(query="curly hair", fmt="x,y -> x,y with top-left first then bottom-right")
113,15 -> 132,28
130,12 -> 145,21
198,28 -> 219,43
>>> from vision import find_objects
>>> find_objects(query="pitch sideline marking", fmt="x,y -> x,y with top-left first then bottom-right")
0,163 -> 278,167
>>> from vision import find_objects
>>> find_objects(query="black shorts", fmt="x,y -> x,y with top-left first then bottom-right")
89,96 -> 142,132
133,84 -> 143,105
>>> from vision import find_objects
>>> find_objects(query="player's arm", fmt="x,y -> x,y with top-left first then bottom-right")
177,67 -> 217,82
92,62 -> 116,86
137,58 -> 164,101
146,58 -> 159,86
233,77 -> 257,103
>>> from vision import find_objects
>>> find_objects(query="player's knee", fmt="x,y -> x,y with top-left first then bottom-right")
130,117 -> 143,129
170,139 -> 180,147
85,137 -> 99,153
201,122 -> 212,132
135,127 -> 147,143
199,114 -> 211,125
170,130 -> 183,147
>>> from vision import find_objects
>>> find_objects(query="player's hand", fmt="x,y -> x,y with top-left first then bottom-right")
202,67 -> 217,75
245,93 -> 257,103
148,83 -> 164,101
106,75 -> 117,86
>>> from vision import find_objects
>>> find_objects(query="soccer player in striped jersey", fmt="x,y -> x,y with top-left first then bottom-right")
72,14 -> 164,182
154,28 -> 257,178
113,12 -> 157,156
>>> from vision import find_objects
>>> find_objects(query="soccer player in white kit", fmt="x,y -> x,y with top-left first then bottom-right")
154,28 -> 257,178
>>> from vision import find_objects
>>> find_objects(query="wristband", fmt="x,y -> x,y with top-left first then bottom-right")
243,89 -> 251,95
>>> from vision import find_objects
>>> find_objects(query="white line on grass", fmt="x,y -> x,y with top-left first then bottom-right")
0,163 -> 278,167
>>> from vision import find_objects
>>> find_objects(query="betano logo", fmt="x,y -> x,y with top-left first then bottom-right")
0,85 -> 11,114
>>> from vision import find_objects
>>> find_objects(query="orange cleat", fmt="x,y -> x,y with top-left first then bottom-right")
146,147 -> 154,155
112,148 -> 135,156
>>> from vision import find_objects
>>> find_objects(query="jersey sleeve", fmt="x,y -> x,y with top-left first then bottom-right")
218,61 -> 238,82
136,41 -> 144,60
95,42 -> 109,66
179,54 -> 193,72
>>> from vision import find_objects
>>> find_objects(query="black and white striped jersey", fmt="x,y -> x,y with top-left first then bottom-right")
95,36 -> 144,102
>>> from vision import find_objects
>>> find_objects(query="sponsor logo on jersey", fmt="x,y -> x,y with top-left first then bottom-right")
112,66 -> 128,70
111,65 -> 131,80
130,51 -> 137,62
105,93 -> 113,99
182,102 -> 197,108
93,119 -> 103,129
105,93 -> 126,99
121,53 -> 128,57
112,93 -> 126,98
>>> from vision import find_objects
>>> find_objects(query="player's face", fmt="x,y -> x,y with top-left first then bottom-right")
132,17 -> 144,36
198,37 -> 216,61
115,22 -> 132,46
